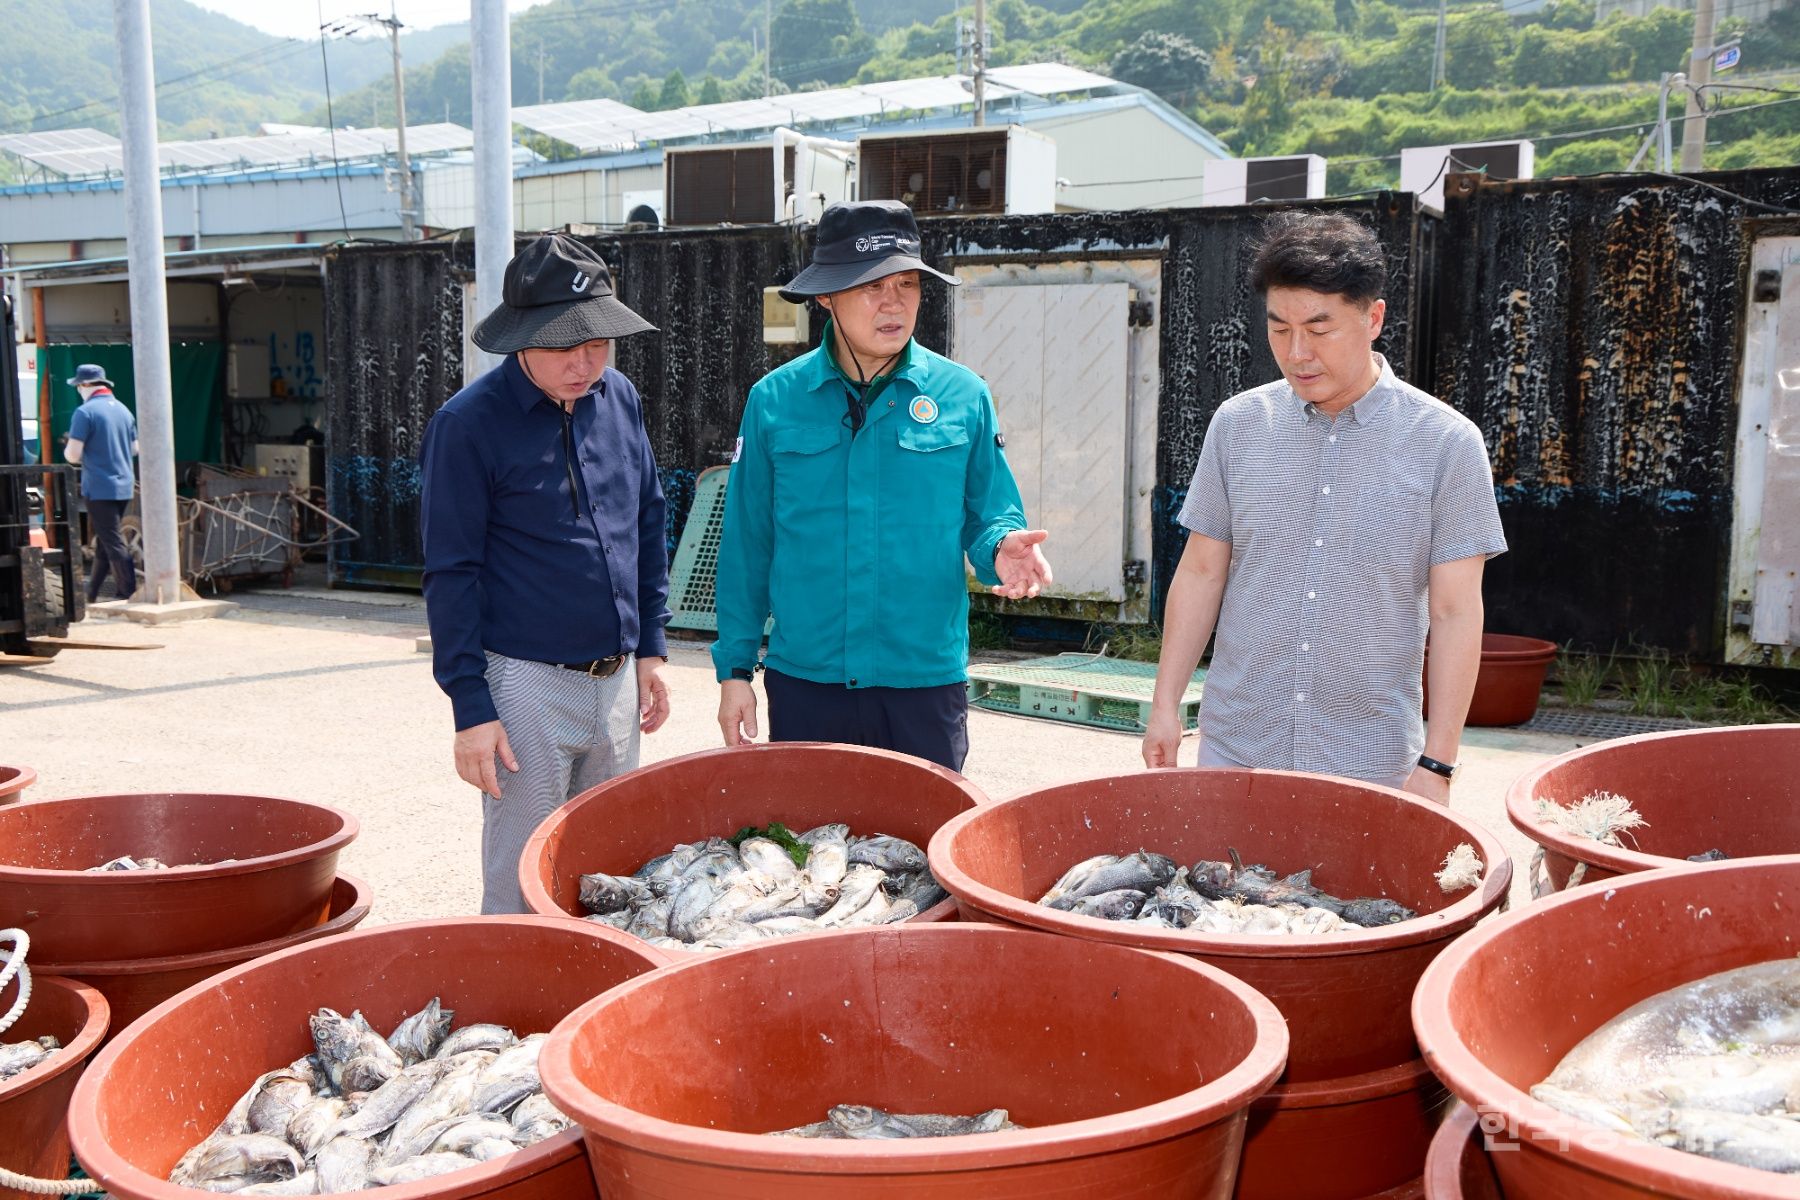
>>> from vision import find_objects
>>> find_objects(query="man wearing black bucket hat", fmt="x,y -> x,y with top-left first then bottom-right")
711,200 -> 1053,770
420,233 -> 673,914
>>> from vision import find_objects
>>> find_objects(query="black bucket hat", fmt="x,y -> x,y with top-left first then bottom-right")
472,234 -> 656,354
778,200 -> 960,302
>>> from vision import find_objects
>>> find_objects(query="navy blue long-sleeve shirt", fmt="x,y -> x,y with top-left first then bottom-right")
420,355 -> 671,730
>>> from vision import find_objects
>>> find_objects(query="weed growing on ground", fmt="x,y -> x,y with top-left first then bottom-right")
1083,623 -> 1164,663
1555,649 -> 1612,708
968,611 -> 1008,652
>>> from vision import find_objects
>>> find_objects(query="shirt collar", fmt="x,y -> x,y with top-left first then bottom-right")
1302,353 -> 1396,426
803,320 -> 929,394
503,352 -> 604,413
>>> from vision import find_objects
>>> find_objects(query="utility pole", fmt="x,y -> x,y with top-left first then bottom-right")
972,0 -> 988,126
536,45 -> 547,105
359,6 -> 415,240
764,0 -> 773,97
1680,0 -> 1717,171
471,0 -> 514,380
1658,71 -> 1685,171
110,0 -> 181,605
1430,0 -> 1448,90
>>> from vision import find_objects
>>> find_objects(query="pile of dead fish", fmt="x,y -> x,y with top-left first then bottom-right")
87,854 -> 228,871
0,1034 -> 59,1081
169,999 -> 571,1194
1038,849 -> 1418,934
771,1105 -> 1021,1139
1534,958 -> 1800,1173
579,824 -> 946,951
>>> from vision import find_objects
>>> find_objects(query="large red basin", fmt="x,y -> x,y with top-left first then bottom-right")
34,873 -> 372,1045
1413,855 -> 1800,1197
0,765 -> 34,807
0,973 -> 109,1200
1507,724 -> 1800,892
1424,634 -> 1557,728
521,742 -> 986,928
68,915 -> 666,1200
0,792 -> 358,961
540,923 -> 1289,1198
1423,1104 -> 1503,1200
929,768 -> 1510,1198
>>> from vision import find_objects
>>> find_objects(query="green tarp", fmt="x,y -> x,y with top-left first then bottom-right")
36,343 -> 223,465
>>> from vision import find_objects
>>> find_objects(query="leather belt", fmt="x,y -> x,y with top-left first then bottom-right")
552,654 -> 626,678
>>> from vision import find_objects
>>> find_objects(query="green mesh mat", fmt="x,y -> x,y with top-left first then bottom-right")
967,653 -> 1205,733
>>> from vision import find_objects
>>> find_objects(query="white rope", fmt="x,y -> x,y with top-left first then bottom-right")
1528,846 -> 1589,899
0,928 -> 30,1037
0,1165 -> 103,1195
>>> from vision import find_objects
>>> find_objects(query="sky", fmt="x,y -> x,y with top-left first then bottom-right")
181,0 -> 557,40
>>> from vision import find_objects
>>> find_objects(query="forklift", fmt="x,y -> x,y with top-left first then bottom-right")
0,292 -> 84,661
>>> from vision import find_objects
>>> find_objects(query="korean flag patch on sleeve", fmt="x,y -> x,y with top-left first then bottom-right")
731,436 -> 744,463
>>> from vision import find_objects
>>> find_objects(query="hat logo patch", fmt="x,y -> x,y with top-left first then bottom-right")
571,271 -> 591,293
852,234 -> 919,256
909,396 -> 938,424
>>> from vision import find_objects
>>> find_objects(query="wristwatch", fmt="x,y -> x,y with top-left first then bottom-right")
729,667 -> 755,682
1417,754 -> 1457,780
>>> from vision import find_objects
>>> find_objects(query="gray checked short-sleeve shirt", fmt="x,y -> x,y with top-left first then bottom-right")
1178,355 -> 1507,785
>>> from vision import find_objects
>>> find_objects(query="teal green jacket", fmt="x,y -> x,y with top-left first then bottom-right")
711,334 -> 1026,688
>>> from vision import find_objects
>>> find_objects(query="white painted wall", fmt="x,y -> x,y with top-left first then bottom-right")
1030,106 -> 1225,212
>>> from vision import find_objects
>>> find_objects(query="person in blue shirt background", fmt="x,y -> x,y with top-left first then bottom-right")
62,363 -> 138,603
420,234 -> 672,914
712,200 -> 1053,771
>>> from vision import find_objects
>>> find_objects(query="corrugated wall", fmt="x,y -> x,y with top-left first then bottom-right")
1432,168 -> 1800,657
323,244 -> 466,585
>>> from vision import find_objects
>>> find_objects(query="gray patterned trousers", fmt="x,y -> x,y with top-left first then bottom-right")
481,652 -> 640,914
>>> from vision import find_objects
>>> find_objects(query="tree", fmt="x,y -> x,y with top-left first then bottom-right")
771,0 -> 874,87
629,79 -> 660,110
658,68 -> 692,109
566,66 -> 621,101
1445,10 -> 1510,89
696,74 -> 725,105
1109,31 -> 1212,101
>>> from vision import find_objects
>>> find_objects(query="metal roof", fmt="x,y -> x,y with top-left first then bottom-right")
0,123 -> 473,180
508,62 -> 1121,154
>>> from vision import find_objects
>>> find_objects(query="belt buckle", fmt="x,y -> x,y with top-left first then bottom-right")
588,655 -> 623,678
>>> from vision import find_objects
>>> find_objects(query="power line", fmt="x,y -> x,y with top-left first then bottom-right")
318,1 -> 352,240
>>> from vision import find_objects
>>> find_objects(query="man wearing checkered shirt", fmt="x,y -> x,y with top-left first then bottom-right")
1142,211 -> 1507,804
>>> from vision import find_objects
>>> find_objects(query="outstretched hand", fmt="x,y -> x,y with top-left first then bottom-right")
992,529 -> 1053,600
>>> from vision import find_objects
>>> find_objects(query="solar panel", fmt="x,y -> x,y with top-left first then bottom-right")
983,63 -> 1119,96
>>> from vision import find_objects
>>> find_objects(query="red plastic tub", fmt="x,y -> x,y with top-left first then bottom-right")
929,768 -> 1510,1199
1423,1104 -> 1504,1200
1508,724 -> 1800,893
68,915 -> 666,1200
0,792 -> 358,962
521,742 -> 986,928
1424,634 -> 1557,727
34,873 -> 372,1045
0,765 -> 34,807
0,973 -> 109,1200
540,923 -> 1288,1199
1413,855 -> 1800,1198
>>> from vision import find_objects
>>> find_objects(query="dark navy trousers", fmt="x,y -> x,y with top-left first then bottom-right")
764,668 -> 970,772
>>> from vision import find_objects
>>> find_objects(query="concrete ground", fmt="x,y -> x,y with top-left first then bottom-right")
1,598 -> 1586,922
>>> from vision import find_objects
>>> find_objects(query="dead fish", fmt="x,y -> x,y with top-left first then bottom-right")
245,1069 -> 315,1138
385,1055 -> 488,1161
804,839 -> 850,888
331,1058 -> 446,1141
1189,854 -> 1417,928
768,1120 -> 849,1138
1069,888 -> 1148,921
799,823 -> 851,846
816,865 -> 886,926
181,1133 -> 305,1191
584,909 -> 634,930
435,1023 -> 518,1059
873,898 -> 919,925
510,1094 -> 571,1142
282,1095 -> 347,1158
0,1035 -> 59,1080
371,1153 -> 480,1185
471,1038 -> 544,1116
847,834 -> 928,875
388,996 -> 456,1065
1042,850 -> 1179,909
826,1104 -> 1018,1139
235,1170 -> 319,1196
89,855 -> 172,871
578,871 -> 651,915
430,1115 -> 520,1157
1688,849 -> 1730,863
339,1053 -> 399,1093
313,1135 -> 376,1193
668,874 -> 731,941
738,836 -> 802,880
1651,1104 -> 1800,1172
888,869 -> 948,912
310,1007 -> 402,1090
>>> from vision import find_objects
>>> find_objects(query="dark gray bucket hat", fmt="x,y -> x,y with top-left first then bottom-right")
472,234 -> 656,353
778,200 -> 959,302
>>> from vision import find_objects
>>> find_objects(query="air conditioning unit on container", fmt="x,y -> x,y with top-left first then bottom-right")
1201,155 -> 1326,206
857,124 -> 1055,217
664,135 -> 853,227
1400,140 -> 1535,213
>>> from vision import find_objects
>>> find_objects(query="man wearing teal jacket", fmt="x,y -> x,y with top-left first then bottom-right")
711,200 -> 1053,770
